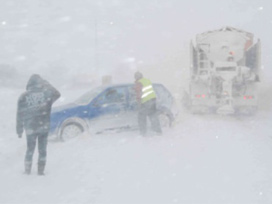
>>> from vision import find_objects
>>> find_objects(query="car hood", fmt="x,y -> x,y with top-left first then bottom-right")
52,103 -> 79,113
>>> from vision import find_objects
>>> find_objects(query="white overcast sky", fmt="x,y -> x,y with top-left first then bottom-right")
0,0 -> 271,84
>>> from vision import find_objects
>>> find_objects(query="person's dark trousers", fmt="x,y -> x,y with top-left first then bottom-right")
24,132 -> 48,175
138,99 -> 162,136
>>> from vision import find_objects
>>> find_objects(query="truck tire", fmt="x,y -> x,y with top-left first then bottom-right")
238,106 -> 258,116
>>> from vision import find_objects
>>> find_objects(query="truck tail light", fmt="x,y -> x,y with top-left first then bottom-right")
195,94 -> 206,98
243,95 -> 254,99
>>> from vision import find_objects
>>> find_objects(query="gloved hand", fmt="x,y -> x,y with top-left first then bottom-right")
18,134 -> 22,138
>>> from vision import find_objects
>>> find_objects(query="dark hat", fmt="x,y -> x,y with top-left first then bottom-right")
134,71 -> 143,80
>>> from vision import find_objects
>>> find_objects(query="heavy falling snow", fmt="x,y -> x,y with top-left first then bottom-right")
1,0 -> 272,204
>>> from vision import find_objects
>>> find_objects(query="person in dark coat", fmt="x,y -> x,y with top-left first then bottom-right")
16,74 -> 60,175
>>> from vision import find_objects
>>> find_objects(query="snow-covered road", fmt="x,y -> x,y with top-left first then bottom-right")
1,88 -> 272,204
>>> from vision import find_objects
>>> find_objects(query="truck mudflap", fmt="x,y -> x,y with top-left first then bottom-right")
190,105 -> 211,114
236,106 -> 258,115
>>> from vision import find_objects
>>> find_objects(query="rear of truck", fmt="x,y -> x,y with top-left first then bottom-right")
188,26 -> 261,114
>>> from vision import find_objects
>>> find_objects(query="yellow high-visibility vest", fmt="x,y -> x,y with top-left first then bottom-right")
138,78 -> 156,104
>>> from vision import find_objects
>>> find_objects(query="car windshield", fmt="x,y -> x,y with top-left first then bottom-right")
74,86 -> 106,105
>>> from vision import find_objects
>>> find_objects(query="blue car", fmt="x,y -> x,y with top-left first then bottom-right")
50,83 -> 177,140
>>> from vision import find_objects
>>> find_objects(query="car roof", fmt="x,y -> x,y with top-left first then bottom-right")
100,83 -> 163,89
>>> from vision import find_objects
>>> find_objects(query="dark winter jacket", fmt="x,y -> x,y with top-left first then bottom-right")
16,74 -> 61,136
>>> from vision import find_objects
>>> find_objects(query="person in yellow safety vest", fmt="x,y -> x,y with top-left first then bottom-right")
134,71 -> 162,136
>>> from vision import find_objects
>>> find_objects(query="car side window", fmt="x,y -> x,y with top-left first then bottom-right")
100,87 -> 126,105
128,86 -> 137,104
153,84 -> 173,106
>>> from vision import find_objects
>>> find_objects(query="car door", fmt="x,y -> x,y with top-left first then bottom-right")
88,86 -> 129,133
126,85 -> 139,129
126,84 -> 174,130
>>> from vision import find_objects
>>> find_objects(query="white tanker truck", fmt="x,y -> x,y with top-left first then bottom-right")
186,26 -> 261,114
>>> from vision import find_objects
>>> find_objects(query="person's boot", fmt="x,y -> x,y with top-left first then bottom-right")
24,161 -> 32,175
37,162 -> 45,176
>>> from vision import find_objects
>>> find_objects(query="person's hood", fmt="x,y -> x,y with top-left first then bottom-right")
26,74 -> 43,91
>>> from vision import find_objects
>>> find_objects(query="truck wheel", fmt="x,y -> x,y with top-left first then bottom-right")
245,106 -> 257,116
181,91 -> 191,110
237,106 -> 257,116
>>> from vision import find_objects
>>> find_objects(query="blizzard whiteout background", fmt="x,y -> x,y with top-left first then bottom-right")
0,0 -> 272,91
0,0 -> 272,204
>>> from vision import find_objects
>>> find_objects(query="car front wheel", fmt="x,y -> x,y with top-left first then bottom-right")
60,123 -> 84,141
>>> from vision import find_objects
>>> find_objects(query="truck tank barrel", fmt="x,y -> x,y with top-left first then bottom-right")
195,26 -> 254,63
